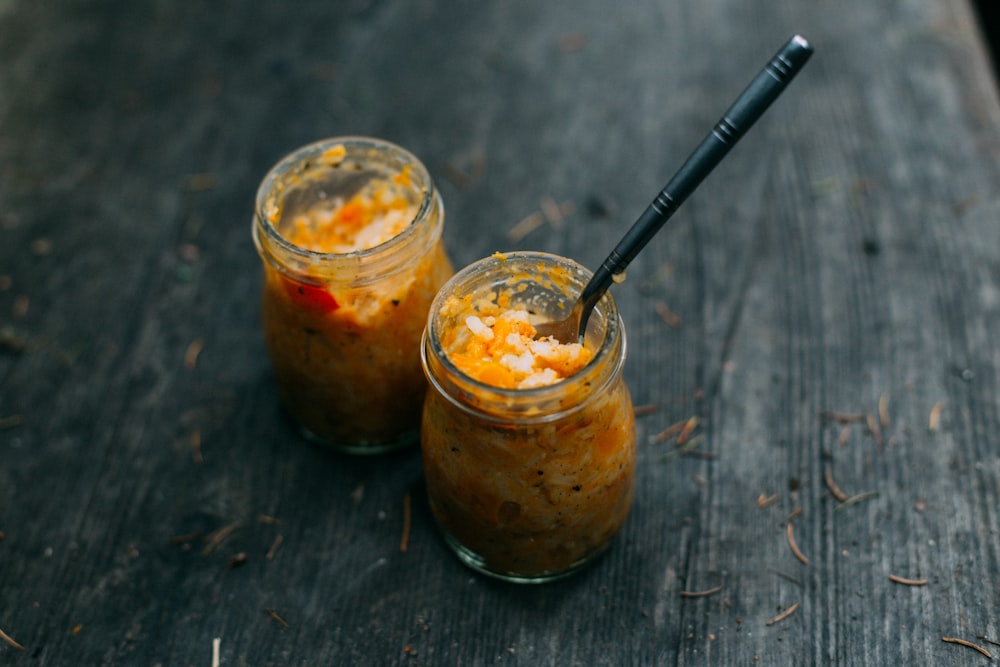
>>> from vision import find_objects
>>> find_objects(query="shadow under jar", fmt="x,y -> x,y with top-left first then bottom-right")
420,252 -> 636,582
253,137 -> 453,454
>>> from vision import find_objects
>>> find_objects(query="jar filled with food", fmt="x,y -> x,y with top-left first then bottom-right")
420,251 -> 635,582
253,137 -> 453,453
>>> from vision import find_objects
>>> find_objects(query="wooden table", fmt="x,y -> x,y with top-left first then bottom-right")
3,0 -> 999,664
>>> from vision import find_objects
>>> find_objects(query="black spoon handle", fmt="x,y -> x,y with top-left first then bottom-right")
578,34 -> 813,317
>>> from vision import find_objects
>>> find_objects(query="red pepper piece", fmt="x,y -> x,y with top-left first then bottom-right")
281,276 -> 339,312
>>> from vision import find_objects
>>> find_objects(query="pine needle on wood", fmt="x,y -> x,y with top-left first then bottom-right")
765,601 -> 800,626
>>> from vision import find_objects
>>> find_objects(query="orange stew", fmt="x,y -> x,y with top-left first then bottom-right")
260,165 -> 451,450
421,285 -> 635,579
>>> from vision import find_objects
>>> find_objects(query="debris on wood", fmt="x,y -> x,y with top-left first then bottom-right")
941,636 -> 992,659
202,522 -> 240,556
652,418 -> 689,444
30,238 -> 53,256
786,523 -> 809,564
506,199 -> 574,242
184,338 -> 205,369
168,530 -> 204,545
836,425 -> 852,447
929,402 -> 943,432
654,301 -> 681,328
679,585 -> 723,598
191,428 -> 203,464
266,608 -> 290,629
878,393 -> 890,428
865,414 -> 884,447
757,493 -> 779,508
257,515 -> 280,525
212,637 -> 221,667
0,415 -> 22,430
823,467 -> 848,502
266,534 -> 284,561
506,211 -> 545,242
834,491 -> 879,512
540,195 -> 568,230
676,416 -> 699,445
819,410 -> 866,424
887,574 -> 928,586
659,434 -> 704,462
0,626 -> 25,650
227,552 -> 248,569
185,172 -> 218,192
632,403 -> 657,417
400,492 -> 412,553
0,326 -> 32,353
765,601 -> 800,626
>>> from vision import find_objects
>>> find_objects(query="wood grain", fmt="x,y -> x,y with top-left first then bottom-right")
1,0 -> 998,664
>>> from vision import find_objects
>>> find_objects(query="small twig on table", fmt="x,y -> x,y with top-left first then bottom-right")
679,585 -> 722,598
400,492 -> 412,553
266,534 -> 284,561
211,637 -> 221,667
941,636 -> 992,659
184,338 -> 205,369
266,608 -> 290,629
929,402 -> 943,432
824,467 -> 848,502
757,493 -> 779,508
676,416 -> 699,446
865,414 -> 884,447
878,393 -> 890,428
0,626 -> 25,650
652,418 -> 689,444
632,403 -> 657,417
202,522 -> 240,556
786,523 -> 809,564
888,574 -> 928,586
765,601 -> 800,626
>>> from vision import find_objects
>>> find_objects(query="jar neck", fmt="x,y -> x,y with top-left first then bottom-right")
254,188 -> 443,286
421,252 -> 627,424
252,137 -> 443,286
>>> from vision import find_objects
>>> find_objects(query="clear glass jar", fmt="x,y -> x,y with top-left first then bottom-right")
253,137 -> 453,454
420,252 -> 635,582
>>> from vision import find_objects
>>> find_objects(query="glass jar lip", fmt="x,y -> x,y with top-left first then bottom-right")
253,136 -> 436,264
423,251 -> 626,410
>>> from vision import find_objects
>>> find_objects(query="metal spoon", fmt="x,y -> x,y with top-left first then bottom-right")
534,34 -> 814,343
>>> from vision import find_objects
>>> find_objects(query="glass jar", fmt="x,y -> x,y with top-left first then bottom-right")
253,137 -> 453,454
420,252 -> 635,582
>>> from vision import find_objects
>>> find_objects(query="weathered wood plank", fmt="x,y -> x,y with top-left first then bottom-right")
1,0 -> 998,664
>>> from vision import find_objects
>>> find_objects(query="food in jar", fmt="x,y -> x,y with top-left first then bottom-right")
255,137 -> 452,452
421,253 -> 634,580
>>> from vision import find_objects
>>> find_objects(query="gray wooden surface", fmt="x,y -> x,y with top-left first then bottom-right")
2,0 -> 1000,664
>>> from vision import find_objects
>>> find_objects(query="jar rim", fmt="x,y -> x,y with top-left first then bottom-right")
422,251 -> 627,421
253,136 -> 438,273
